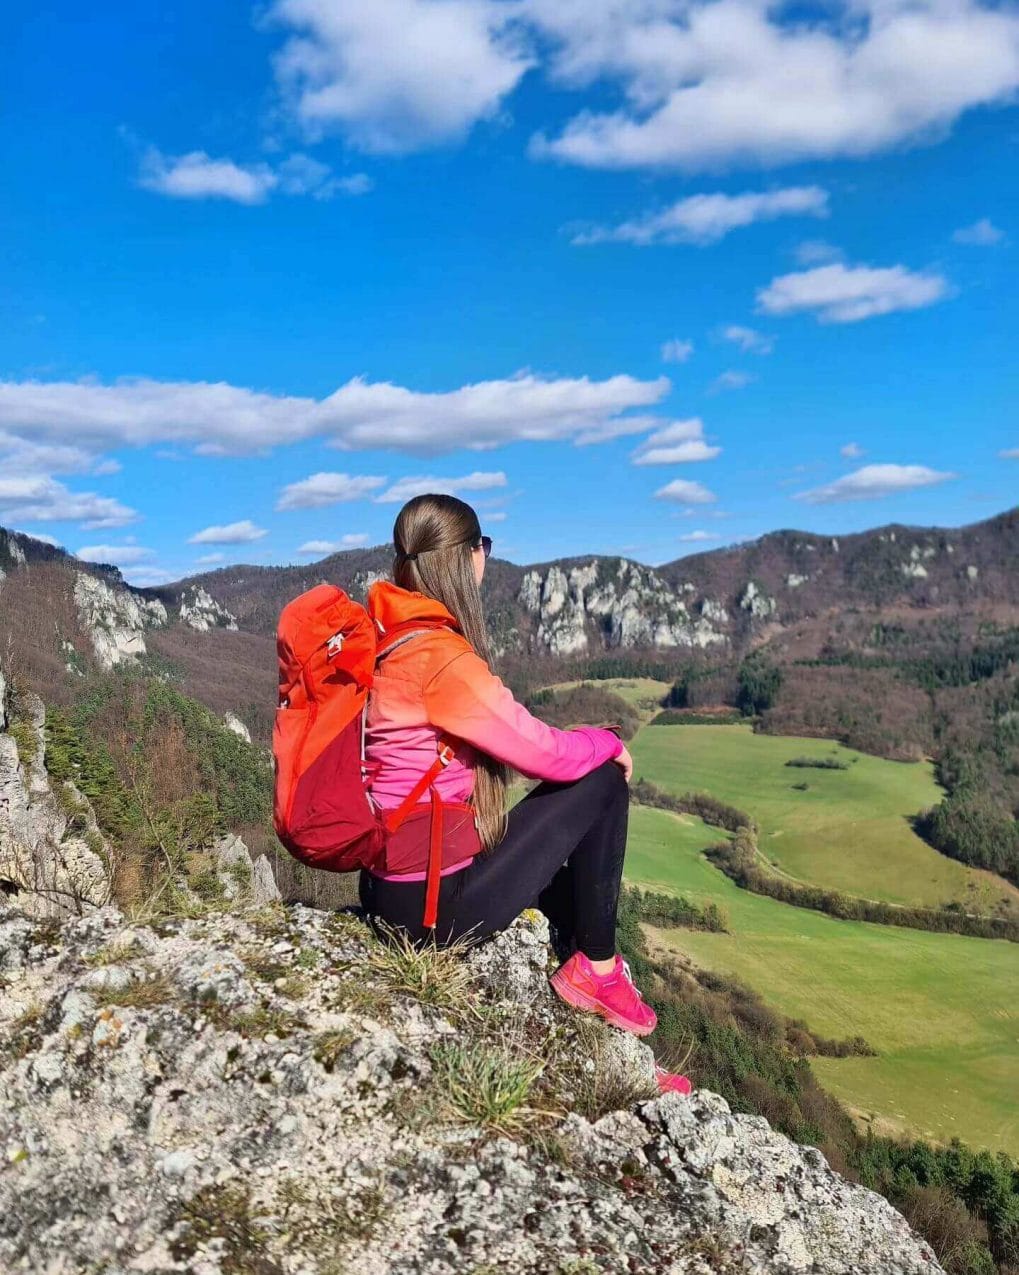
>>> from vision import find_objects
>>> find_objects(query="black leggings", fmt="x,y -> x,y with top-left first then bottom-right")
358,760 -> 629,961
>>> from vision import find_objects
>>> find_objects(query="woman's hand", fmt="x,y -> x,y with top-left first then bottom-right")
613,744 -> 634,783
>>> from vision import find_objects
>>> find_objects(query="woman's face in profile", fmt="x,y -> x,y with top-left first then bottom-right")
472,542 -> 486,586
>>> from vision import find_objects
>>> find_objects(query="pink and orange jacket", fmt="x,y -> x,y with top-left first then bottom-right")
364,581 -> 623,814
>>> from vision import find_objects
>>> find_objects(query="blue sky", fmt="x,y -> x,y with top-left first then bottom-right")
2,0 -> 1017,585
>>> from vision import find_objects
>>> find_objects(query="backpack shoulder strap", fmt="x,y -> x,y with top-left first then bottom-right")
375,623 -> 449,663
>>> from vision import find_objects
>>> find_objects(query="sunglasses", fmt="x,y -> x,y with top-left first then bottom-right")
477,534 -> 493,558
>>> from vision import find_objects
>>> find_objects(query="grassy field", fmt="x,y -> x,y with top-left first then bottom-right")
545,677 -> 673,724
624,805 -> 1019,1156
629,723 -> 1018,916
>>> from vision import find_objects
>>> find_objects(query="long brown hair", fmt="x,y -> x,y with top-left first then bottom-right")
391,494 -> 508,852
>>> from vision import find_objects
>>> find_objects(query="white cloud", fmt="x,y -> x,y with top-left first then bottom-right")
196,552 -> 225,564
527,0 -> 1019,170
709,370 -> 755,393
952,217 -> 1005,246
123,566 -> 176,588
276,471 -> 387,511
0,371 -> 669,459
297,534 -> 371,554
841,441 -> 865,459
76,543 -> 154,566
139,148 -> 279,204
376,471 -> 507,503
795,463 -> 957,504
91,458 -> 122,476
573,187 -> 828,246
269,0 -> 533,153
654,478 -> 717,504
188,520 -> 268,544
661,339 -> 694,364
794,240 -> 843,266
0,475 -> 137,528
276,153 -> 373,198
757,263 -> 950,323
484,511 -> 507,522
999,447 -> 1019,459
0,433 -> 106,476
631,419 -> 720,466
721,325 -> 773,355
678,530 -> 720,543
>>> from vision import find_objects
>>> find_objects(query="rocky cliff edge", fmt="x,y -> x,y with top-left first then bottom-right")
0,899 -> 942,1275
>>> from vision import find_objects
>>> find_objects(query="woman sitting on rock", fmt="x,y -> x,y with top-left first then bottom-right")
360,493 -> 691,1095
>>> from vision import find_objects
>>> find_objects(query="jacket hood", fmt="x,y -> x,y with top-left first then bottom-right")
366,580 -> 462,635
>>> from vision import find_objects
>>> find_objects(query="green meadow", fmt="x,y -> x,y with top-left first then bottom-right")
546,677 -> 674,723
629,723 -> 1018,916
624,804 -> 1019,1156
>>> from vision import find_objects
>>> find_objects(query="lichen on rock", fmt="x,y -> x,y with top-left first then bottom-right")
0,898 -> 943,1274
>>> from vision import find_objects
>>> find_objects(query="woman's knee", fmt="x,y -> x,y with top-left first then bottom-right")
585,758 -> 629,805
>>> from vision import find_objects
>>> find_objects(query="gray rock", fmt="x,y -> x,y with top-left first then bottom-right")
0,899 -> 943,1275
0,694 -> 111,918
73,572 -> 166,669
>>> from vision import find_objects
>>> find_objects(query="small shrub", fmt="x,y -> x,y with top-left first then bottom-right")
429,1038 -> 555,1137
366,922 -> 478,1017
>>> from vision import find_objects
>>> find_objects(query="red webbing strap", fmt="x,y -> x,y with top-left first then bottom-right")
381,740 -> 454,834
422,785 -> 444,930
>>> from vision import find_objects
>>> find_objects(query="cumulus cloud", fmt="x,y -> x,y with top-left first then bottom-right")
795,464 -> 957,504
297,535 -> 372,554
721,325 -> 773,355
276,471 -> 387,511
678,530 -> 720,543
952,217 -> 1005,246
0,475 -> 137,528
841,442 -> 865,459
709,370 -> 755,393
527,0 -> 1019,170
999,447 -> 1019,459
794,240 -> 843,266
376,471 -> 507,503
276,153 -> 373,198
0,371 -> 669,461
654,478 -> 717,504
757,263 -> 950,323
188,520 -> 268,544
135,140 -> 372,205
76,543 -> 154,566
139,148 -> 279,204
122,566 -> 176,587
631,419 -> 719,466
268,0 -> 533,153
573,187 -> 828,246
661,339 -> 694,364
196,552 -> 225,565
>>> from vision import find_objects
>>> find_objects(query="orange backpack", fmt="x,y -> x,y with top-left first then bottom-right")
272,583 -> 455,927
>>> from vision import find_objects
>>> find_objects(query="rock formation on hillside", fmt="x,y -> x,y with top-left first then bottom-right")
0,685 -> 110,918
0,898 -> 942,1274
519,560 -> 729,656
179,585 -> 239,633
73,572 -> 168,669
0,681 -> 277,921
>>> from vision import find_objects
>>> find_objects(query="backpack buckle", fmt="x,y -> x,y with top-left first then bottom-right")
437,743 -> 455,767
326,632 -> 344,658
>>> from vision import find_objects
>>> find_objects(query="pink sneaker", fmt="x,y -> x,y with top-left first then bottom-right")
549,952 -> 657,1036
654,1064 -> 693,1095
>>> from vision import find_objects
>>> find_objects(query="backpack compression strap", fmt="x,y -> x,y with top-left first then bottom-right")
374,623 -> 459,929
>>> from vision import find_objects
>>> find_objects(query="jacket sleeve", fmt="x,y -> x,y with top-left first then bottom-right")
422,649 -> 624,782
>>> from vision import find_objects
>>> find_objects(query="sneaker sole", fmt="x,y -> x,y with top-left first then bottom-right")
549,969 -> 657,1037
